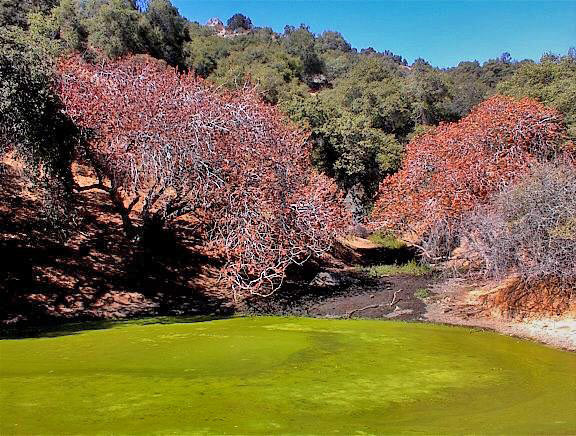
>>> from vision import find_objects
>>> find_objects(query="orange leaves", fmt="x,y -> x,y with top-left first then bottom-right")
371,96 -> 568,239
58,54 -> 351,299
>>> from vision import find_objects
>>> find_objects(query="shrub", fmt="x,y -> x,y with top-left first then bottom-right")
370,96 -> 569,247
463,162 -> 576,283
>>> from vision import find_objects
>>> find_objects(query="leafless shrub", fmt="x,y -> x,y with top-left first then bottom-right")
420,218 -> 461,260
462,162 -> 576,285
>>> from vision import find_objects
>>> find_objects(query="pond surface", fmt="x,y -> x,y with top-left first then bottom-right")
0,317 -> 575,435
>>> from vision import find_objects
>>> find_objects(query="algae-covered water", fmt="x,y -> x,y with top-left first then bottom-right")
0,317 -> 575,435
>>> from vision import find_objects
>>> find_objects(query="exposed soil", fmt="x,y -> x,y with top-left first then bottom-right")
427,277 -> 576,351
0,160 -> 233,325
243,267 -> 433,320
0,158 -> 435,326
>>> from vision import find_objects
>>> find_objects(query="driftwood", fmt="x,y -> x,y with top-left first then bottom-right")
346,290 -> 403,318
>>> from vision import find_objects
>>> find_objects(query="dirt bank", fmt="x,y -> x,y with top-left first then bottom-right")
245,269 -> 575,351
0,159 -> 233,325
426,277 -> 576,351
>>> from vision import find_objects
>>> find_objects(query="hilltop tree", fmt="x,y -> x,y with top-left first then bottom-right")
316,30 -> 352,53
210,43 -> 304,104
283,25 -> 323,77
325,56 -> 413,138
480,56 -> 517,88
84,0 -> 146,58
370,96 -> 569,243
408,59 -> 451,125
184,34 -> 231,76
58,54 -> 350,297
226,13 -> 252,32
497,55 -> 576,138
143,0 -> 188,66
51,0 -> 87,52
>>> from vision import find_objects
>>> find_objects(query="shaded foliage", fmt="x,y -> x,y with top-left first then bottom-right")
283,96 -> 403,217
226,13 -> 252,32
0,27 -> 76,225
143,0 -> 188,66
0,0 -> 58,28
83,0 -> 147,58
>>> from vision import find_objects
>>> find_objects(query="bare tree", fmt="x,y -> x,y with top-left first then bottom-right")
59,54 -> 351,298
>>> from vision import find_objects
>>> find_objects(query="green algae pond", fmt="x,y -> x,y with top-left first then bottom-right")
0,317 -> 575,435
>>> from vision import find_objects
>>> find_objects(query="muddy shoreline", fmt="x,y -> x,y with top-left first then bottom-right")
3,268 -> 574,352
243,269 -> 432,321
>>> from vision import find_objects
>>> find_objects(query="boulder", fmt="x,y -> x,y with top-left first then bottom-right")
310,272 -> 340,288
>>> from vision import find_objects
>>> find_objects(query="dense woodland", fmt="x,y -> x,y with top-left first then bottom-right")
1,0 -> 575,316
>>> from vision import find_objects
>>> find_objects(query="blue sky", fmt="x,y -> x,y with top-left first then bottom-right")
172,0 -> 576,67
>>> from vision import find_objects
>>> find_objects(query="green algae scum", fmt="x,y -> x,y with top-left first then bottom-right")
0,317 -> 575,435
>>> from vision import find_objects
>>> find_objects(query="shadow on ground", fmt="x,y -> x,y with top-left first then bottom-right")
0,315 -> 229,340
0,164 -> 232,325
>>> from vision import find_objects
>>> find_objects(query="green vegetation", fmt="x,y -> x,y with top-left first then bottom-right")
0,25 -> 76,225
363,260 -> 433,277
6,0 -> 571,214
498,54 -> 576,137
367,231 -> 407,249
1,0 -> 575,320
1,317 -> 575,434
414,288 -> 431,299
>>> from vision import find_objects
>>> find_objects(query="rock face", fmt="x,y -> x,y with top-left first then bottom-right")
206,17 -> 226,36
205,17 -> 251,38
206,17 -> 224,29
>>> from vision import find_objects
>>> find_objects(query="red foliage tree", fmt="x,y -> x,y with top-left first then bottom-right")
370,96 -> 570,242
58,54 -> 350,298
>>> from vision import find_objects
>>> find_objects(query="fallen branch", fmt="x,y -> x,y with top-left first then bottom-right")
389,289 -> 402,306
347,304 -> 386,318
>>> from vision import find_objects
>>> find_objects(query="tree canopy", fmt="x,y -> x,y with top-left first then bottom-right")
3,0 -> 576,225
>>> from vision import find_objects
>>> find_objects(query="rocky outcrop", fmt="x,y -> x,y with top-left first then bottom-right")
206,17 -> 224,30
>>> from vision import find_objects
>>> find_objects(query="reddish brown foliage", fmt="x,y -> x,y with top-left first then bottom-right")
370,96 -> 570,239
58,54 -> 350,298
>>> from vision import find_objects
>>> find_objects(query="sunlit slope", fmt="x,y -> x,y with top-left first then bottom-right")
1,317 -> 575,434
